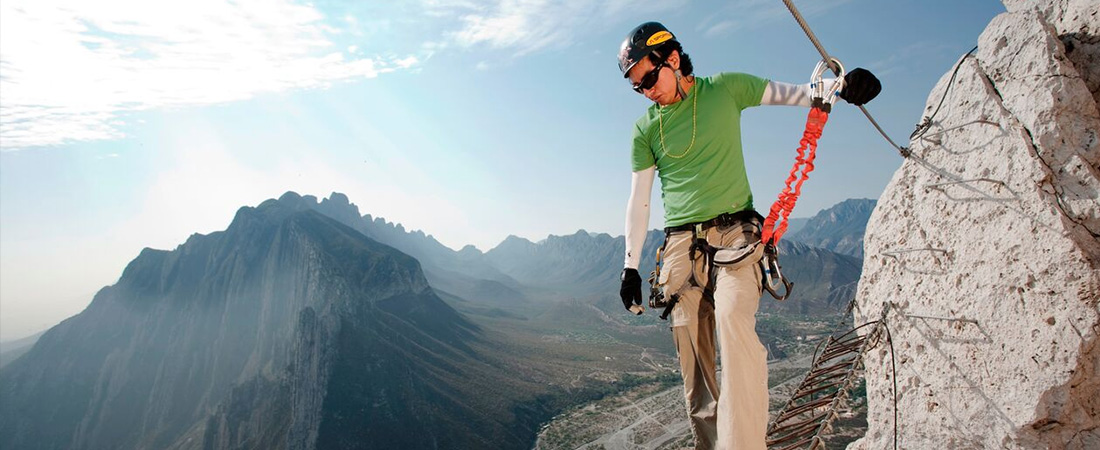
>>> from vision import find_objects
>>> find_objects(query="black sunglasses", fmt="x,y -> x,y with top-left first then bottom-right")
631,61 -> 666,93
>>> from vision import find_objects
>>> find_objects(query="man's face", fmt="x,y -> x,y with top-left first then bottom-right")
626,52 -> 678,106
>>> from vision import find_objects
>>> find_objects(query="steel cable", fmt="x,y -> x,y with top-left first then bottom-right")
780,0 -> 913,158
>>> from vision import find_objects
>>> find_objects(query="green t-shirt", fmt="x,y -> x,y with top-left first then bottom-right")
631,72 -> 768,228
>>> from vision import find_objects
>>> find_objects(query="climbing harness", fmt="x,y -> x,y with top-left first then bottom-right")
647,211 -> 765,320
760,58 -> 846,301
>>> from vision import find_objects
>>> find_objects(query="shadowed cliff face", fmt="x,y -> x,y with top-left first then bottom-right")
0,195 -> 542,450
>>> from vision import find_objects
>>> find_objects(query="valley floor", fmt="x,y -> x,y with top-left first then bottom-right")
531,314 -> 870,450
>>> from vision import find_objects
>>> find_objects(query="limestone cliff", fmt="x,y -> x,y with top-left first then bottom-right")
851,1 -> 1099,449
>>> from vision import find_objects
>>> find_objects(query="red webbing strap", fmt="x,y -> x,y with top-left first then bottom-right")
762,106 -> 829,245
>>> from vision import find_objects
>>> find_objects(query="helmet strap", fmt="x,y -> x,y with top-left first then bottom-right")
674,69 -> 689,100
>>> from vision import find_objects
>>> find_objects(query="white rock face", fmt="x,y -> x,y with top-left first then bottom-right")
1003,0 -> 1100,107
850,2 -> 1100,449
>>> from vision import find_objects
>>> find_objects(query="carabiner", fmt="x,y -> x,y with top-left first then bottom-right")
762,243 -> 794,301
810,57 -> 846,110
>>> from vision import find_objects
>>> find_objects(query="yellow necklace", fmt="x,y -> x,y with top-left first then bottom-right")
658,83 -> 697,159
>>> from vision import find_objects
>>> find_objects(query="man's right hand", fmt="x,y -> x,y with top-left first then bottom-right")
839,68 -> 881,105
620,268 -> 644,315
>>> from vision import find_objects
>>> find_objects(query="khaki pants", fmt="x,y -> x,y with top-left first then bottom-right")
659,223 -> 768,450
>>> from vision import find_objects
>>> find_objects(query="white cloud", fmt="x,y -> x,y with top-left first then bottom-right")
698,0 -> 853,37
424,0 -> 844,57
0,0 -> 421,150
439,0 -> 681,56
394,55 -> 420,69
704,20 -> 736,38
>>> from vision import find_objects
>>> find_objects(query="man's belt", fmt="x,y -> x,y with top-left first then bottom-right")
663,209 -> 764,234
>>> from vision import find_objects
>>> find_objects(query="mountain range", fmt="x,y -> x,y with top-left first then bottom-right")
0,192 -> 874,449
787,198 -> 876,258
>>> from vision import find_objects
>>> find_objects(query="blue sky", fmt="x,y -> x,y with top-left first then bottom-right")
0,0 -> 1006,340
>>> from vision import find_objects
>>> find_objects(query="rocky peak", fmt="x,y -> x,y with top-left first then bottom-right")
317,192 -> 363,226
457,244 -> 483,257
269,191 -> 364,230
490,235 -> 537,254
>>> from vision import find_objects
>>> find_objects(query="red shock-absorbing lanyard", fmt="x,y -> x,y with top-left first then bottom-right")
760,58 -> 845,300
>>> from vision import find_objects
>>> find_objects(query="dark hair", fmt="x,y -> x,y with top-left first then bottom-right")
648,41 -> 693,76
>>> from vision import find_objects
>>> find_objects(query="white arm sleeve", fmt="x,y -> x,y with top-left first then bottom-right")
761,80 -> 813,107
624,166 -> 655,269
760,79 -> 838,107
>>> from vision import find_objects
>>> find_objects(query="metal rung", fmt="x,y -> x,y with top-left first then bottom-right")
805,360 -> 853,382
768,423 -> 818,446
775,436 -> 816,450
819,343 -> 863,360
768,411 -> 830,443
819,342 -> 864,360
790,380 -> 845,400
775,397 -> 835,423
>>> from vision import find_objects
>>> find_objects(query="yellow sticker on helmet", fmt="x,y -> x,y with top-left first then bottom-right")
646,31 -> 672,46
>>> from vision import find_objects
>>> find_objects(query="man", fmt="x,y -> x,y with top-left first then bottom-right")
616,22 -> 879,449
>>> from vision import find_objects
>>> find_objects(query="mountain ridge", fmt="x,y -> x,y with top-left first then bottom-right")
0,195 -> 543,450
786,198 -> 876,258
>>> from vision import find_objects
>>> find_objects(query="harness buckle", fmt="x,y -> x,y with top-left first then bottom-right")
762,242 -> 794,301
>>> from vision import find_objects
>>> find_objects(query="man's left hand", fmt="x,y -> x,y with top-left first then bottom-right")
620,268 -> 644,315
839,68 -> 881,105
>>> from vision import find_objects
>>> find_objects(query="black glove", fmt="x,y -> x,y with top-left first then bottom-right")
839,68 -> 881,105
619,268 -> 643,314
